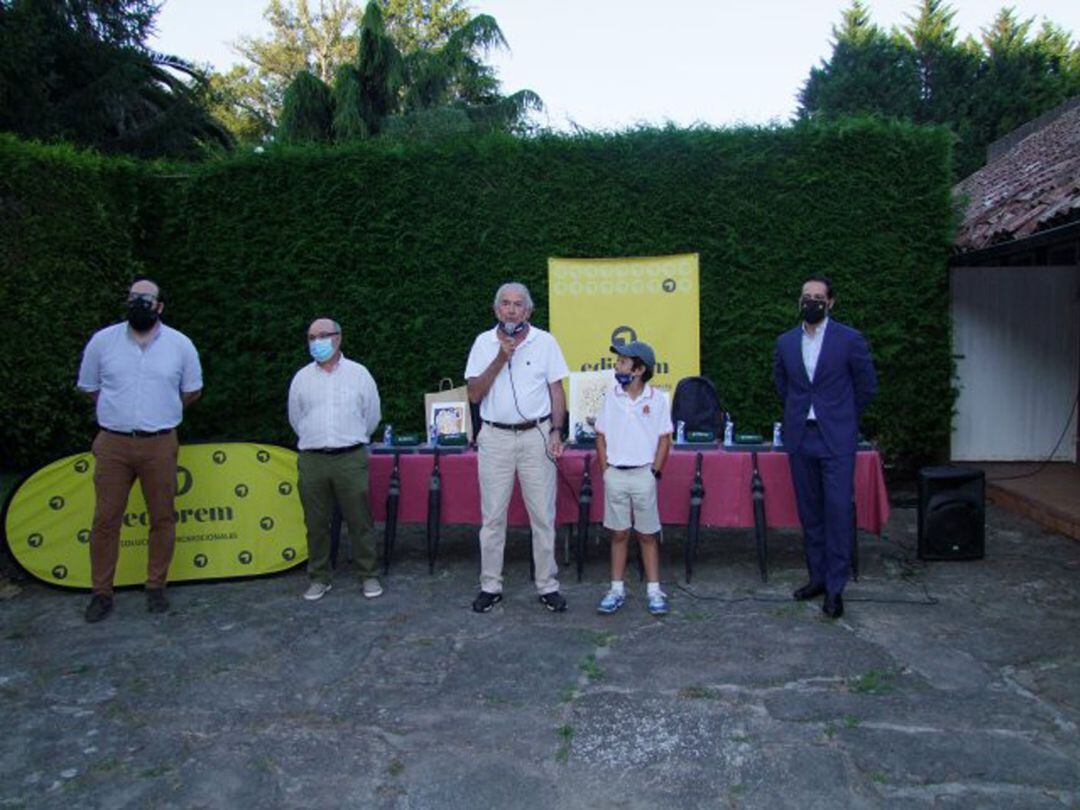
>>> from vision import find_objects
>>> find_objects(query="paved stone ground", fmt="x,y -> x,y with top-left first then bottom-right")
2,499 -> 1079,809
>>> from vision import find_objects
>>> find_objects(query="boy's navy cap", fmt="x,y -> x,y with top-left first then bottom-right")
610,340 -> 656,368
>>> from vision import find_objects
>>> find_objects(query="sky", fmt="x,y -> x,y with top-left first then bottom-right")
150,0 -> 1080,131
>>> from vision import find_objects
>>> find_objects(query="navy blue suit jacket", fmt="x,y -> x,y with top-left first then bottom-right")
773,319 -> 877,456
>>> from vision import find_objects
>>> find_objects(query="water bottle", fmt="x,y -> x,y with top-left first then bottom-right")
772,421 -> 783,448
723,418 -> 734,447
383,424 -> 393,446
676,420 -> 685,444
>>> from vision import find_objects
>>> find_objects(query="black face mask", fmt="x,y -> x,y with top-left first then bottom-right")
800,299 -> 827,324
127,300 -> 159,332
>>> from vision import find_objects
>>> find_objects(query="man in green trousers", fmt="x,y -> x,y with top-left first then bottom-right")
288,318 -> 383,601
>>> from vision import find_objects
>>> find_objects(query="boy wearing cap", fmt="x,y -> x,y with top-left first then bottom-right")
594,341 -> 673,616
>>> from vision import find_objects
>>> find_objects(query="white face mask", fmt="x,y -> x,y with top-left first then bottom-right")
309,338 -> 335,363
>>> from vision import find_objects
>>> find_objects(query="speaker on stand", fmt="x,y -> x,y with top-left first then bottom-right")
917,466 -> 985,560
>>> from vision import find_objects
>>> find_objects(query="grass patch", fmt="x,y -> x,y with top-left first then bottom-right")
848,669 -> 898,696
559,684 -> 578,704
592,631 -> 616,648
579,654 -> 603,682
388,758 -> 405,777
555,724 -> 574,764
869,770 -> 888,784
843,714 -> 862,729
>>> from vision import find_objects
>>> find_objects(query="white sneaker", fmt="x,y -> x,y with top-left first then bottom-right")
303,582 -> 332,601
362,577 -> 384,599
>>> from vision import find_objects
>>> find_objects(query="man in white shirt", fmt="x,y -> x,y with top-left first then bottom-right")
76,278 -> 203,623
465,282 -> 569,613
288,318 -> 382,602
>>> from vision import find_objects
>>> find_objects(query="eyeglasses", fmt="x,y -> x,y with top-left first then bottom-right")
800,295 -> 828,304
307,331 -> 340,341
127,292 -> 158,305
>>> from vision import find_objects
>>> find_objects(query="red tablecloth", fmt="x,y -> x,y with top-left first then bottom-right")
368,448 -> 889,535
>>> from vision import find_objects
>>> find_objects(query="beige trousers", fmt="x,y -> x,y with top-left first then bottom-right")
476,422 -> 559,595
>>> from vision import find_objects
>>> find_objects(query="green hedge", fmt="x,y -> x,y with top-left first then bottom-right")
0,135 -> 150,468
0,121 -> 955,470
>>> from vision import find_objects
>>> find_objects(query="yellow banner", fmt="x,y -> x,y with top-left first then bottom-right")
4,443 -> 307,589
548,254 -> 700,389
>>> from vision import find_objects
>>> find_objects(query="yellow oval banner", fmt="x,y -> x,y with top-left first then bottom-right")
3,443 -> 307,588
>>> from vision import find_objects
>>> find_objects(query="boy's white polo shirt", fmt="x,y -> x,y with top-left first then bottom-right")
595,381 -> 674,466
465,325 -> 569,423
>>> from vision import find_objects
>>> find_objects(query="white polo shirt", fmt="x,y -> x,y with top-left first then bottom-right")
465,325 -> 569,423
594,381 -> 674,466
288,356 -> 381,450
77,322 -> 202,432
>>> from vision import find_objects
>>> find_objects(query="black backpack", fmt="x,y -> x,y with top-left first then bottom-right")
671,376 -> 726,434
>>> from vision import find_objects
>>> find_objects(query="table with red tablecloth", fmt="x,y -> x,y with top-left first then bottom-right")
367,446 -> 889,579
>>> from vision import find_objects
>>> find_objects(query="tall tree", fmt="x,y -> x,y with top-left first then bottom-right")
0,0 -> 232,158
211,0 -> 471,143
798,1 -> 1080,177
277,0 -> 541,144
798,1 -> 919,120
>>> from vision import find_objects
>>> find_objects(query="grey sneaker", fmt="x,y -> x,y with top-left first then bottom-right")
362,577 -> 383,599
303,582 -> 332,601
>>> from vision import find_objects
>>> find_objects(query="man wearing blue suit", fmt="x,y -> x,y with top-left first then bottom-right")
774,276 -> 877,619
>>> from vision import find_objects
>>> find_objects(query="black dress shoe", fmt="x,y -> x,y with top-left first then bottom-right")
823,592 -> 844,619
792,582 -> 826,601
146,588 -> 169,613
84,594 -> 114,623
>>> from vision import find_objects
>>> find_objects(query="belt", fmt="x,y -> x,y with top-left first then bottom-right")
483,414 -> 551,432
304,443 -> 365,455
101,427 -> 174,438
612,464 -> 649,470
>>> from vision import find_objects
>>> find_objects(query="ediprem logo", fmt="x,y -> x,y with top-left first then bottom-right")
610,325 -> 637,348
122,505 -> 234,528
579,324 -> 670,374
176,466 -> 193,496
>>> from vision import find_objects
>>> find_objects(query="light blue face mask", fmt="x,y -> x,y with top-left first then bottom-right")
309,337 -> 335,363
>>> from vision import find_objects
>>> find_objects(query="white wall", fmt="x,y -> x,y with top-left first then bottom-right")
951,265 -> 1079,462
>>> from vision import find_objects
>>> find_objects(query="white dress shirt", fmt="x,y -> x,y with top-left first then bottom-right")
594,382 -> 674,466
77,322 -> 202,431
288,356 -> 381,450
801,316 -> 829,421
464,325 -> 569,423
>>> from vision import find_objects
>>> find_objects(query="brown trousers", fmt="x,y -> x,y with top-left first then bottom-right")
90,430 -> 179,595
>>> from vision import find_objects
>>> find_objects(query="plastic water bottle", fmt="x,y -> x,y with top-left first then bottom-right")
676,420 -> 685,444
723,418 -> 734,447
383,424 -> 393,446
772,422 -> 783,448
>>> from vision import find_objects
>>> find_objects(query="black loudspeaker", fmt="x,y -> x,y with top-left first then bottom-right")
917,466 -> 985,561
